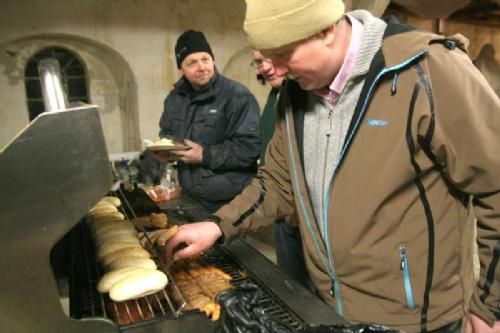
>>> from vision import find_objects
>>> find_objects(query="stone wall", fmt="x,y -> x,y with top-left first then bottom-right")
0,0 -> 497,153
0,0 -> 269,153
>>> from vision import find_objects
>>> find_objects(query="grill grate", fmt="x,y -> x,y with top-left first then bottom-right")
69,222 -> 106,319
69,221 -> 182,327
69,190 -> 306,331
69,221 -> 306,331
204,247 -> 306,332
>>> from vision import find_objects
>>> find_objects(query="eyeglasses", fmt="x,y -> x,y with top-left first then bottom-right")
250,58 -> 273,68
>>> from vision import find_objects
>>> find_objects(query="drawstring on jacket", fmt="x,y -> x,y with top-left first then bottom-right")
391,72 -> 399,95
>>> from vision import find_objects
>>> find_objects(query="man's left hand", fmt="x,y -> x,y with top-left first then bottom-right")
466,313 -> 500,333
169,139 -> 203,164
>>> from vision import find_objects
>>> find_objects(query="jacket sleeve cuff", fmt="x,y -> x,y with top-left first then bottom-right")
469,289 -> 499,326
211,208 -> 246,245
204,214 -> 225,244
201,144 -> 211,167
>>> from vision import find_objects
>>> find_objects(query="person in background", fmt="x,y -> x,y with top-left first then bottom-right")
165,1 -> 500,332
155,30 -> 261,213
137,150 -> 166,186
252,50 -> 283,166
251,50 -> 311,289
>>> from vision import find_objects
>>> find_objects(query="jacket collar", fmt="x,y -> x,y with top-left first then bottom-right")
381,16 -> 469,69
174,69 -> 220,101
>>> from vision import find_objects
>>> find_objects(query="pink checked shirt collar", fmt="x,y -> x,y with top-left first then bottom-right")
313,14 -> 364,105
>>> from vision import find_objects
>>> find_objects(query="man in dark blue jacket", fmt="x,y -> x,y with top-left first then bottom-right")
157,30 -> 261,212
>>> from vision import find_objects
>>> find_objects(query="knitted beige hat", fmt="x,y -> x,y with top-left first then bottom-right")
244,0 -> 345,50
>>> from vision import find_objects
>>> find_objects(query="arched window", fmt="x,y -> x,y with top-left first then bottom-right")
24,47 -> 89,120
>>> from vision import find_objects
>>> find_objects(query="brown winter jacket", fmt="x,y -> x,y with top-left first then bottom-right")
214,21 -> 500,332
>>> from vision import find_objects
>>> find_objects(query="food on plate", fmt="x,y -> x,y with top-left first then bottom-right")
149,137 -> 175,147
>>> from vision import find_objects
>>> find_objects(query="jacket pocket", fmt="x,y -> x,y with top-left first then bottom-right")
193,113 -> 219,144
165,114 -> 184,139
192,168 -> 237,201
399,244 -> 415,310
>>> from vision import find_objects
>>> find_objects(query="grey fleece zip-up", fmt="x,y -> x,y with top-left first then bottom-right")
303,10 -> 387,239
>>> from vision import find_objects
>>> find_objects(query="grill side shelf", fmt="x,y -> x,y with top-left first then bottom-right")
222,239 -> 346,328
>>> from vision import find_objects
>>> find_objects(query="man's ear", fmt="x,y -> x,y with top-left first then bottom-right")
321,25 -> 336,46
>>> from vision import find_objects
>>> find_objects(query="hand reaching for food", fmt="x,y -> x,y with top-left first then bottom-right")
164,221 -> 223,262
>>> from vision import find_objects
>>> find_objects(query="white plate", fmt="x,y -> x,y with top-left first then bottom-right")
146,144 -> 190,151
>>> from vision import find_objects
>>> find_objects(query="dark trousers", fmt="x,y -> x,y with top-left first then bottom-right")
273,219 -> 313,290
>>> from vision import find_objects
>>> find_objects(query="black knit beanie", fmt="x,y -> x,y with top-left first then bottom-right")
175,30 -> 214,69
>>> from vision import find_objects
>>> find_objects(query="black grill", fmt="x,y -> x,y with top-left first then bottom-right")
68,219 -> 307,332
66,188 -> 345,332
69,220 -> 186,327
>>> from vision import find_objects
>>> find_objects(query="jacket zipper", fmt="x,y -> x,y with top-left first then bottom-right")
323,107 -> 341,311
287,51 -> 428,318
399,245 -> 415,310
322,106 -> 333,233
285,111 -> 343,315
324,51 -> 429,306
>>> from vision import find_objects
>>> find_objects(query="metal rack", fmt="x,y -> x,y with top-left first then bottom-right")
116,187 -> 187,318
0,105 -> 343,333
69,217 -> 308,331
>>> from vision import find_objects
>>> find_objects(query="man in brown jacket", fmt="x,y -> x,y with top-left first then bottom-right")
165,1 -> 500,332
252,49 -> 312,289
